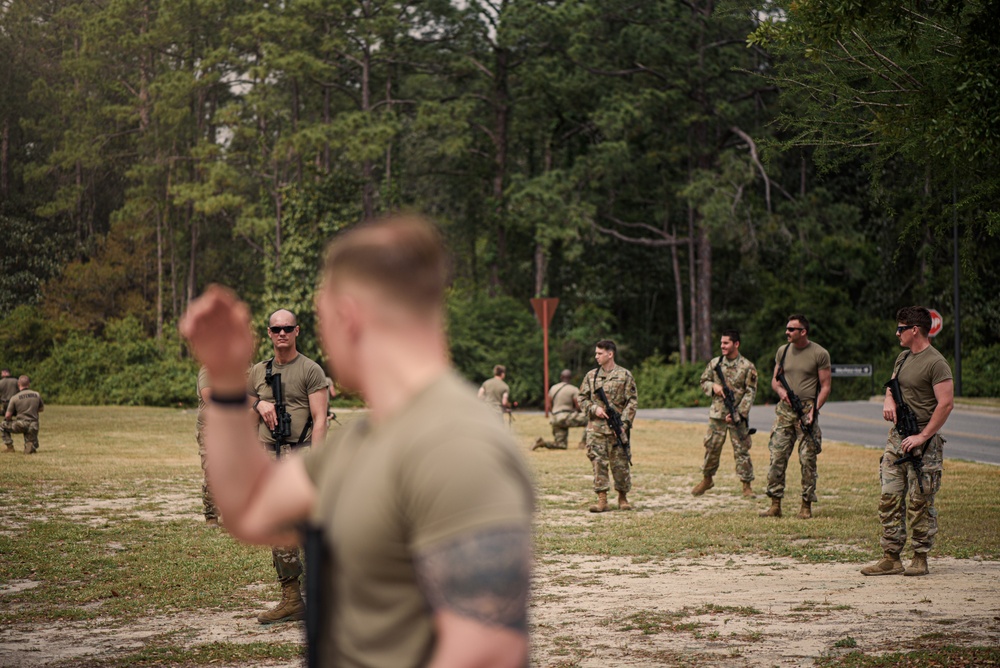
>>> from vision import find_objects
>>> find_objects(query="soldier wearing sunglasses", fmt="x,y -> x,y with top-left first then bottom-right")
247,309 -> 328,624
760,314 -> 831,519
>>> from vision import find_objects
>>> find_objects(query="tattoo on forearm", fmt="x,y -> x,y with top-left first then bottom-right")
415,526 -> 531,633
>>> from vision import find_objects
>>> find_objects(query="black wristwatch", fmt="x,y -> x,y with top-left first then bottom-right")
252,398 -> 261,412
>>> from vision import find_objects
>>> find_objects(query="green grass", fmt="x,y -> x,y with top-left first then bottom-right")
3,406 -> 999,666
816,646 -> 1000,667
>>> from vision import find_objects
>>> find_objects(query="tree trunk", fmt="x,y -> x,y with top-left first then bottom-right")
361,45 -> 374,218
489,46 -> 511,294
671,224 -> 688,363
187,205 -> 197,308
695,219 -> 712,360
688,203 -> 697,363
0,116 -> 8,198
155,209 -> 164,339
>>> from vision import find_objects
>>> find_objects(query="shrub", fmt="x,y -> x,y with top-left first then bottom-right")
632,354 -> 708,408
962,344 -> 1000,397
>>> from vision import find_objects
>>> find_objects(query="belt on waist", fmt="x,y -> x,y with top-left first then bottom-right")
268,441 -> 311,453
551,410 -> 573,415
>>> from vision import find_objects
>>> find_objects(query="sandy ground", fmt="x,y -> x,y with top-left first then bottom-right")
3,488 -> 999,666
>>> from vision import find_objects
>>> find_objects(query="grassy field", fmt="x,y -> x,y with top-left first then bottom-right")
1,406 -> 998,667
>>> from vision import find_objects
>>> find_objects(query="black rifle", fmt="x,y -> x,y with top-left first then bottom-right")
775,364 -> 822,454
594,385 -> 631,466
885,376 -> 925,493
267,370 -> 293,457
714,361 -> 757,440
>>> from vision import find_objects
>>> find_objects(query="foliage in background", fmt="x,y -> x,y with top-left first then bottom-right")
632,356 -> 707,409
33,317 -> 197,406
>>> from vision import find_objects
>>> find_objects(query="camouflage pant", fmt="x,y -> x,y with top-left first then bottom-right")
765,401 -> 822,502
586,429 -> 630,494
878,429 -> 944,555
195,430 -> 219,521
539,411 -> 588,449
269,442 -> 309,583
2,418 -> 39,453
701,418 -> 754,482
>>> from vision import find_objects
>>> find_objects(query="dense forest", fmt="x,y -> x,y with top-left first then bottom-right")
1,0 -> 997,407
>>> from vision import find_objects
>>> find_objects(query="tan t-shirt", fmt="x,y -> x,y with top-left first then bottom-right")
892,346 -> 953,428
549,381 -> 578,414
248,353 -> 327,446
479,376 -> 509,412
302,371 -> 534,668
776,342 -> 831,402
7,390 -> 44,422
0,377 -> 19,408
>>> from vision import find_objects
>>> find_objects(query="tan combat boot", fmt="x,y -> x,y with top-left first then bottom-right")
532,437 -> 545,451
742,482 -> 755,498
257,580 -> 306,624
617,491 -> 633,511
904,553 -> 929,577
759,497 -> 782,517
860,551 -> 904,576
691,476 -> 714,497
589,491 -> 609,513
797,500 -> 812,519
3,445 -> 13,453
205,517 -> 220,528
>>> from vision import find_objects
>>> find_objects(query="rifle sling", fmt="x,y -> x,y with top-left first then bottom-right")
265,358 -> 313,449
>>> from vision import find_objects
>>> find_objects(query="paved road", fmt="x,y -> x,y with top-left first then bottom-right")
638,400 -> 1000,465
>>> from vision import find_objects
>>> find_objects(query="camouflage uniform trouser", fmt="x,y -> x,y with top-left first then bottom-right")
539,411 -> 588,449
2,418 -> 39,453
702,417 -> 754,482
270,442 -> 309,583
586,429 -> 630,494
765,400 -> 822,502
878,429 -> 944,555
195,430 -> 219,521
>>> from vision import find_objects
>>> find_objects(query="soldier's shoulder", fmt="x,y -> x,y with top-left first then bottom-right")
739,355 -> 757,369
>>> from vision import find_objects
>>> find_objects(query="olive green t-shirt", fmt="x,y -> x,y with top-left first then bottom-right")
549,381 -> 579,414
248,353 -> 327,446
195,366 -> 210,432
479,376 -> 509,412
776,342 -> 831,402
893,346 -> 953,428
302,371 -> 534,668
7,389 -> 44,422
0,377 -> 19,407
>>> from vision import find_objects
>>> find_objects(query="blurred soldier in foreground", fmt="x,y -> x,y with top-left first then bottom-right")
760,314 -> 831,519
247,309 -> 328,624
195,367 -> 220,526
478,364 -> 511,418
861,306 -> 953,577
180,214 -> 533,667
692,329 -> 758,498
578,340 -> 637,512
2,376 -> 44,454
534,369 -> 587,451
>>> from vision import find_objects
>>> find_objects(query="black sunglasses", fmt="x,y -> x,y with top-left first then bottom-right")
269,325 -> 297,334
785,327 -> 804,332
896,325 -> 915,334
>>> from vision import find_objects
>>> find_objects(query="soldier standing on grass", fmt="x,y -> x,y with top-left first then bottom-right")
478,365 -> 511,419
533,369 -> 587,451
692,330 -> 758,498
578,340 -> 637,513
861,306 -> 953,578
2,376 -> 43,454
247,309 -> 328,624
760,314 -> 831,519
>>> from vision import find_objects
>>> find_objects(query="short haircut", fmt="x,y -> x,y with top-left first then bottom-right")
269,309 -> 297,326
560,369 -> 572,380
596,339 -> 617,356
18,375 -> 29,387
493,365 -> 506,376
787,314 -> 810,332
896,306 -> 932,335
721,329 -> 741,343
323,213 -> 451,314
0,368 -> 9,375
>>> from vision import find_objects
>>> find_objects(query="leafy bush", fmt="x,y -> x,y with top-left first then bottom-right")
34,317 -> 197,406
632,354 -> 708,409
962,344 -> 1000,397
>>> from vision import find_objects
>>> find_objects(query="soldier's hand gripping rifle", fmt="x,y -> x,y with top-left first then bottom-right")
714,361 -> 757,440
775,367 -> 822,454
268,371 -> 293,457
594,386 -> 631,466
885,376 -> 925,493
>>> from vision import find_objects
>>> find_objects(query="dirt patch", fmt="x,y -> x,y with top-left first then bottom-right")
529,553 -> 1000,667
59,492 -> 202,525
0,610 -> 303,668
